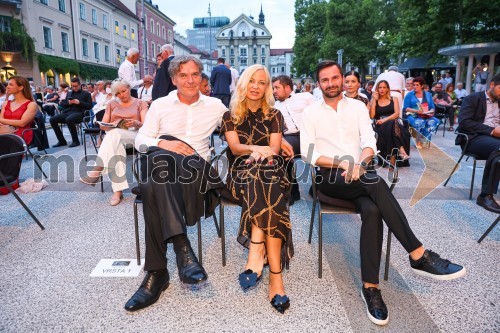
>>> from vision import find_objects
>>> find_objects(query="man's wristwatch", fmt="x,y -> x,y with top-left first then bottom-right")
356,161 -> 368,169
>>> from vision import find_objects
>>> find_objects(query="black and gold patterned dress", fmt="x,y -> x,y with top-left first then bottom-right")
220,109 -> 294,266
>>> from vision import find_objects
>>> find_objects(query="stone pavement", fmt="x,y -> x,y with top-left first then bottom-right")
0,126 -> 498,333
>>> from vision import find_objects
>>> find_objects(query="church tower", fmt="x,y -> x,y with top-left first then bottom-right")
259,4 -> 265,25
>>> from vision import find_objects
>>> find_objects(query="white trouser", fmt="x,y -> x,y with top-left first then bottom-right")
475,83 -> 486,92
390,91 -> 403,117
96,128 -> 137,192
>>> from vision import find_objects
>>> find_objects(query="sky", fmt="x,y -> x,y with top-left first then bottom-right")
156,1 -> 296,49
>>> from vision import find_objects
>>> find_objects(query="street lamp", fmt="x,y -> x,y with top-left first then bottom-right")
141,0 -> 147,75
337,49 -> 344,68
208,3 -> 212,72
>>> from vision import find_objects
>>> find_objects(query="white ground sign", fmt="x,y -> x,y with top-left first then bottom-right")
90,259 -> 144,277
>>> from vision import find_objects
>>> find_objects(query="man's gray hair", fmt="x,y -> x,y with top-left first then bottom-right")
127,48 -> 140,57
160,44 -> 174,54
405,77 -> 414,82
388,65 -> 399,72
168,55 -> 203,77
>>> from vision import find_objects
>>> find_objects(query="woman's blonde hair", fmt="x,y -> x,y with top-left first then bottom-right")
229,64 -> 274,125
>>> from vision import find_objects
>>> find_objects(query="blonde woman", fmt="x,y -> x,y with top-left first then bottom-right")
80,79 -> 148,206
220,64 -> 292,314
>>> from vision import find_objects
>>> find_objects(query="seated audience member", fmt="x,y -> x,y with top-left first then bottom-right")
403,77 -> 439,149
221,65 -> 292,314
0,82 -> 7,104
303,82 -> 313,93
272,74 -> 316,204
0,76 -> 37,145
50,77 -> 92,148
301,60 -> 465,326
92,81 -> 114,115
405,77 -> 414,94
91,81 -> 105,105
361,80 -> 374,101
370,80 -> 410,164
343,71 -> 369,106
454,82 -> 468,104
433,82 -> 456,131
34,86 -> 44,108
80,79 -> 148,206
200,73 -> 211,96
137,75 -> 154,105
57,82 -> 69,113
41,86 -> 59,117
124,55 -> 227,312
457,73 -> 500,214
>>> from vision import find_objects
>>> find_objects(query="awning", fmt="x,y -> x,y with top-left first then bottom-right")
398,56 -> 454,72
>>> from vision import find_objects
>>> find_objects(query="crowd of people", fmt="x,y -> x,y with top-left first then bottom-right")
1,45 -> 499,326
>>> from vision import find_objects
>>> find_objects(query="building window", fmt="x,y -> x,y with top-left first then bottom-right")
150,19 -> 154,33
261,57 -> 265,65
253,47 -> 257,56
61,31 -> 69,52
241,31 -> 245,37
123,24 -> 127,37
151,42 -> 155,57
261,47 -> 265,56
168,30 -> 172,43
115,21 -> 119,34
241,58 -> 247,66
162,27 -> 166,39
156,23 -> 160,36
240,48 -> 247,56
131,28 -> 135,40
58,0 -> 66,12
92,9 -> 97,25
116,49 -> 121,64
79,3 -> 86,21
82,38 -> 88,57
104,45 -> 110,61
0,16 -> 12,32
272,68 -> 275,74
221,48 -> 225,57
230,48 -> 234,56
43,26 -> 52,48
281,66 -> 285,72
253,57 -> 257,64
94,42 -> 100,60
230,59 -> 234,66
103,14 -> 108,29
40,0 -> 48,5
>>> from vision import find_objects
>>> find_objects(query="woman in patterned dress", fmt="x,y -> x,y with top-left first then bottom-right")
220,64 -> 292,314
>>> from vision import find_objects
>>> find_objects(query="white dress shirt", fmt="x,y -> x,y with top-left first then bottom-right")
118,59 -> 143,89
454,88 -> 468,100
229,67 -> 239,93
138,85 -> 153,102
274,92 -> 316,134
135,90 -> 227,160
300,95 -> 377,166
313,87 -> 323,101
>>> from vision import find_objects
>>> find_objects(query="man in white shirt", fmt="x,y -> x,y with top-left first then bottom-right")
137,75 -> 153,105
272,75 -> 316,204
301,60 -> 465,327
91,81 -> 106,105
226,64 -> 239,95
118,48 -> 143,98
374,65 -> 406,112
126,56 -> 227,312
454,82 -> 468,102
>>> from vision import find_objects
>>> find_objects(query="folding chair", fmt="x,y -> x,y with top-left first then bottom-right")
308,156 -> 399,279
434,105 -> 448,137
0,134 -> 44,230
21,123 -> 48,179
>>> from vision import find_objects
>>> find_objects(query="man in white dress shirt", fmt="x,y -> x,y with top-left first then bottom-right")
118,48 -> 143,98
137,75 -> 153,105
374,65 -> 406,112
125,55 -> 227,312
272,75 -> 316,204
301,60 -> 465,327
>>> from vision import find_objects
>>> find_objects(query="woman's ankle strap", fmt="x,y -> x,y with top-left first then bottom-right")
269,268 -> 283,275
250,240 -> 265,245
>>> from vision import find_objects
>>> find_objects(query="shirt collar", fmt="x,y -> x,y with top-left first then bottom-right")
171,90 -> 204,107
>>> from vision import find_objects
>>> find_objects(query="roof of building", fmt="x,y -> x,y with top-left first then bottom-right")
270,49 -> 293,56
107,0 -> 139,20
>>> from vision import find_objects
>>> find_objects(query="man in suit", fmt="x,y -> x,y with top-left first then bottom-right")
210,58 -> 232,107
457,73 -> 500,213
152,44 -> 176,101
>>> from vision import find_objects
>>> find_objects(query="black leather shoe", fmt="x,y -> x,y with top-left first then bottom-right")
68,141 -> 80,148
477,194 -> 500,214
361,286 -> 389,326
410,250 -> 466,280
176,245 -> 207,284
52,141 -> 67,148
124,269 -> 170,312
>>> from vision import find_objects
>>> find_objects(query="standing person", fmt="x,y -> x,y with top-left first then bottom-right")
272,75 -> 316,204
210,58 -> 232,107
125,55 -> 227,312
370,80 -> 410,164
118,48 -> 143,98
80,80 -> 148,206
152,44 -> 175,101
438,74 -> 449,90
137,75 -> 154,105
457,74 -> 500,214
344,71 -> 369,106
301,60 -> 465,326
474,63 -> 489,93
226,63 -> 239,96
50,77 -> 92,147
221,64 -> 292,314
374,66 -> 406,113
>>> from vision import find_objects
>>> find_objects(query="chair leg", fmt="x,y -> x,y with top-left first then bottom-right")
470,159 -> 476,200
478,216 -> 500,243
100,175 -> 104,193
197,220 -> 203,266
220,202 -> 226,266
33,155 -> 48,179
318,211 -> 323,278
133,201 -> 141,266
444,153 -> 465,187
213,212 -> 221,238
308,199 -> 317,244
384,230 -> 392,281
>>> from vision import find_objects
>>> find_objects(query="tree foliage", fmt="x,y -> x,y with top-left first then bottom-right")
0,19 -> 36,61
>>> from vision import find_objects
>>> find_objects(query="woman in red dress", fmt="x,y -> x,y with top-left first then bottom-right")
0,76 -> 38,145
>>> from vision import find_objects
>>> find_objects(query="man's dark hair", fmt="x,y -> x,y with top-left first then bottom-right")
217,57 -> 225,64
201,73 -> 209,81
70,77 -> 81,84
492,73 -> 500,85
316,60 -> 343,81
272,75 -> 293,90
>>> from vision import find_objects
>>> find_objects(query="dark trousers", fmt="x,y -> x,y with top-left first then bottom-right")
467,135 -> 500,195
318,168 -> 422,284
142,150 -> 189,271
33,110 -> 49,149
212,94 -> 230,108
49,111 -> 83,143
444,105 -> 455,126
284,133 -> 300,196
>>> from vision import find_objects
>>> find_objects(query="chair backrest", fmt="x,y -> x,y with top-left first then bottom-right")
0,134 -> 27,184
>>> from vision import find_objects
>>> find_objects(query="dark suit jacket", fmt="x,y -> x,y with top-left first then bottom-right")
60,89 -> 92,114
152,55 -> 176,101
456,91 -> 492,146
210,64 -> 231,95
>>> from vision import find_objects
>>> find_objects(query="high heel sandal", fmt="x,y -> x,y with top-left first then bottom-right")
238,240 -> 265,291
269,268 -> 290,314
79,172 -> 102,186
